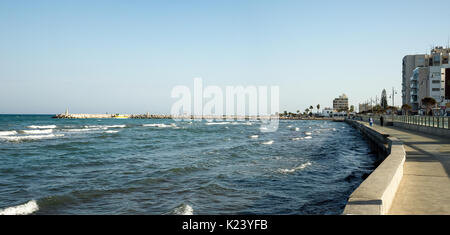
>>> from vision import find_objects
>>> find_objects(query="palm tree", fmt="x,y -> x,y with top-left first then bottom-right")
316,104 -> 320,113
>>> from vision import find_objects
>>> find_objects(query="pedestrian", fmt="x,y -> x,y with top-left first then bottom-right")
380,116 -> 384,126
369,117 -> 373,126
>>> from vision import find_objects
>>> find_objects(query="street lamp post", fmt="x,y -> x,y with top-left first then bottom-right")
391,87 -> 397,122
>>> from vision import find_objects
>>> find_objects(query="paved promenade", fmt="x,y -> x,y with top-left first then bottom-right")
369,124 -> 450,214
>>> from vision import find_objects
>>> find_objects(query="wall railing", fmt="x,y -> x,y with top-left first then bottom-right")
357,115 -> 450,130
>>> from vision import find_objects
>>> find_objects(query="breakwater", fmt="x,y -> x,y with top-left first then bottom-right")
53,113 -> 344,121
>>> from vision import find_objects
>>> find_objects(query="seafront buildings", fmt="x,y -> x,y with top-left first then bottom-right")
402,46 -> 450,114
333,94 -> 349,111
358,103 -> 372,113
320,94 -> 351,117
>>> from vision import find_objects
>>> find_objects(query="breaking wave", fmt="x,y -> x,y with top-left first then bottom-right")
0,134 -> 64,142
104,130 -> 119,134
279,162 -> 312,174
167,203 -> 194,215
0,200 -> 39,215
65,128 -> 102,132
22,129 -> 53,134
205,122 -> 229,125
0,131 -> 17,136
143,123 -> 176,128
27,125 -> 57,129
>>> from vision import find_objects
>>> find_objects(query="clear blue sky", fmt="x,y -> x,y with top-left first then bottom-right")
1,0 -> 449,114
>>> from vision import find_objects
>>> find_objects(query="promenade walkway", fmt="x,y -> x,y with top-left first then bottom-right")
369,124 -> 450,214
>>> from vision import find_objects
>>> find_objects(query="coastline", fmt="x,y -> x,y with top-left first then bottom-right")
52,113 -> 345,121
343,119 -> 405,215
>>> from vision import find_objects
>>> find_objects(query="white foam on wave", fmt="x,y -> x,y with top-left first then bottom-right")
66,128 -> 102,132
249,135 -> 259,139
105,130 -> 119,133
27,125 -> 56,129
230,121 -> 253,126
84,125 -> 109,129
279,162 -> 312,174
262,140 -> 274,145
0,200 -> 39,215
205,122 -> 229,125
0,134 -> 64,141
304,132 -> 312,135
304,136 -> 312,139
22,129 -> 53,134
171,204 -> 194,215
105,125 -> 126,128
143,123 -> 176,128
0,131 -> 17,136
291,137 -> 303,141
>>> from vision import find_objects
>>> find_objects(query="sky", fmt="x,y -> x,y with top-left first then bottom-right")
1,0 -> 449,114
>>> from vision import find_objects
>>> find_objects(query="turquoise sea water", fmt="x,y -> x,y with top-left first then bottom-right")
0,115 -> 377,215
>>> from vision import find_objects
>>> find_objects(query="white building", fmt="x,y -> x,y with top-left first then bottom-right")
322,107 -> 334,117
428,65 -> 450,108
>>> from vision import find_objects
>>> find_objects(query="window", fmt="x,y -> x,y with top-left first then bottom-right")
432,88 -> 440,91
432,80 -> 441,83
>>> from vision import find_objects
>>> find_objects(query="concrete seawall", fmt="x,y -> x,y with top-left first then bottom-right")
343,120 -> 406,215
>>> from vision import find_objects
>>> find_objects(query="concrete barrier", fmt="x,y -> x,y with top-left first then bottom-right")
343,120 -> 406,215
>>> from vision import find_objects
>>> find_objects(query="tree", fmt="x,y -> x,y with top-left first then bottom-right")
283,110 -> 288,116
316,104 -> 320,113
373,104 -> 383,114
349,105 -> 354,113
381,89 -> 388,110
386,106 -> 398,112
401,104 -> 412,115
421,97 -> 437,116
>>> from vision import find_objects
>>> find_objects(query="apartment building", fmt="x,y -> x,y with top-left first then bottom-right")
333,94 -> 348,111
402,46 -> 450,112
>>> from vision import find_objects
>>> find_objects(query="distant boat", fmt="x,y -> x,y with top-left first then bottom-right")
113,114 -> 129,119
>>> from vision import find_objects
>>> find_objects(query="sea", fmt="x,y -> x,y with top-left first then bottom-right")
0,115 -> 377,215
